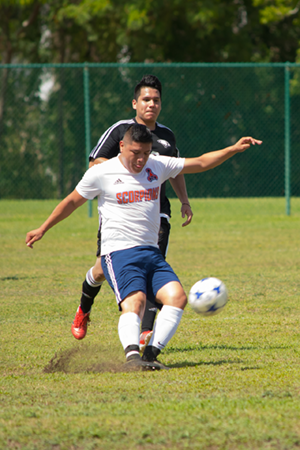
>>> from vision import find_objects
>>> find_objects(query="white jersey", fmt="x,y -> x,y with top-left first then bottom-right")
76,154 -> 185,255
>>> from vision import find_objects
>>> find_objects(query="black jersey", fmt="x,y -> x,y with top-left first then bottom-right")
89,118 -> 179,217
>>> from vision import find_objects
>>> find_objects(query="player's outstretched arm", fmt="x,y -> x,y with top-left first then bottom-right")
26,190 -> 87,249
181,137 -> 262,174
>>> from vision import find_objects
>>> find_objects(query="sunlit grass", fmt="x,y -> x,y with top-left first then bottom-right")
1,198 -> 300,449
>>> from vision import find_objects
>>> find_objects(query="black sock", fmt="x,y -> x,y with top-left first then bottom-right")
125,345 -> 140,360
141,299 -> 162,332
80,280 -> 101,313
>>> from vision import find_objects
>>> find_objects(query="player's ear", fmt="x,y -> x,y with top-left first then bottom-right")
119,140 -> 124,152
132,99 -> 137,110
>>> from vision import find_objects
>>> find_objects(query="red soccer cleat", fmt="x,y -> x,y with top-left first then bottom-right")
139,330 -> 153,352
71,306 -> 90,340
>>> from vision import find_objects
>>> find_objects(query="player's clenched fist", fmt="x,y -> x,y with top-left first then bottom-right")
26,228 -> 44,248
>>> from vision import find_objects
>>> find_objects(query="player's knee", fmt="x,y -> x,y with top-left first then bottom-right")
168,284 -> 187,309
94,273 -> 106,283
92,261 -> 105,282
121,292 -> 146,319
174,292 -> 187,310
158,282 -> 187,310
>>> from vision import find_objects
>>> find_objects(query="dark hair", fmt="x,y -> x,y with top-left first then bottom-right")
124,123 -> 153,144
134,74 -> 162,100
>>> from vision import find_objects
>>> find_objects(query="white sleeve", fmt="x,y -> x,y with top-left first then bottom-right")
159,156 -> 185,183
75,166 -> 102,200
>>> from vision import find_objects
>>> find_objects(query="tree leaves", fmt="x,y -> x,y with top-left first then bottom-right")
1,0 -> 300,64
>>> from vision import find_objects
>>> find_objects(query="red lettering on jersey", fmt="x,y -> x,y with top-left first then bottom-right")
153,187 -> 159,199
116,187 -> 160,204
128,191 -> 134,203
145,188 -> 152,201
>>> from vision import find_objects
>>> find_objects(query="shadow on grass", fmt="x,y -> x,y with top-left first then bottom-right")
164,343 -> 289,354
1,276 -> 23,281
0,275 -> 39,281
43,341 -> 288,373
44,344 -> 258,374
168,359 -> 246,369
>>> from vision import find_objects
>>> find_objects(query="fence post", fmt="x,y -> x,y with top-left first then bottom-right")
83,63 -> 93,218
284,63 -> 291,216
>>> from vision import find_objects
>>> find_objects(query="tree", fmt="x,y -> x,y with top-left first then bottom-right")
1,0 -> 300,199
1,0 -> 300,65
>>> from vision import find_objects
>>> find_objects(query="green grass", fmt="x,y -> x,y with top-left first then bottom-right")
1,198 -> 300,450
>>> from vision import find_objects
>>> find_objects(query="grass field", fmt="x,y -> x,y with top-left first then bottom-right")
1,197 -> 300,450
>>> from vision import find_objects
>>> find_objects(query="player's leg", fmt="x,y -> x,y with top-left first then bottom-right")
119,292 -> 162,370
71,228 -> 105,340
119,291 -> 146,360
141,253 -> 187,368
81,227 -> 105,312
80,257 -> 105,313
101,247 -> 164,371
142,281 -> 186,368
140,217 -> 170,350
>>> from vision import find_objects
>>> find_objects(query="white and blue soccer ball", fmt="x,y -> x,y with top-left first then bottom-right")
188,277 -> 228,316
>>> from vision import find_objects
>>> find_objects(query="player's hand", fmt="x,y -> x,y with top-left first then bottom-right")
26,228 -> 45,248
233,137 -> 262,153
181,203 -> 193,227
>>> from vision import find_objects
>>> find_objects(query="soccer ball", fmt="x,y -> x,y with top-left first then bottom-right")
188,277 -> 228,316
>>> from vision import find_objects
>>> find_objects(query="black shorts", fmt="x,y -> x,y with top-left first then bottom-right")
96,227 -> 102,257
96,217 -> 171,258
157,217 -> 171,259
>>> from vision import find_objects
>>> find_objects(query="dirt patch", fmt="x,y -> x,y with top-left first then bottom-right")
44,344 -> 124,373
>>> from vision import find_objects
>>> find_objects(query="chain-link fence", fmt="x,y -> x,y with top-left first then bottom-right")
0,63 -> 299,209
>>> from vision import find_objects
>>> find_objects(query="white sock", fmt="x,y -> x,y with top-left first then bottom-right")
118,312 -> 141,358
86,267 -> 103,287
150,305 -> 184,351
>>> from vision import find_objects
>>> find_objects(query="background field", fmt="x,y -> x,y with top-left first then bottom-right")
1,198 -> 300,450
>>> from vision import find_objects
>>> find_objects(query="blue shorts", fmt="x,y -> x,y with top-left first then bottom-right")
101,245 -> 181,310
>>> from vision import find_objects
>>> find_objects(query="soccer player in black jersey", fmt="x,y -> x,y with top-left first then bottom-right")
71,75 -> 193,345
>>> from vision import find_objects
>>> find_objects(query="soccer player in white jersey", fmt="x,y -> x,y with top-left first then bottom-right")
26,124 -> 262,371
73,74 -> 193,348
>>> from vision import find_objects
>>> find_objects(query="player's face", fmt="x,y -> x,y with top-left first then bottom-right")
119,140 -> 152,174
132,87 -> 161,128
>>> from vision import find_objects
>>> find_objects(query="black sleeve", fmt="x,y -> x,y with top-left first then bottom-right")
168,129 -> 178,157
89,125 -> 123,161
